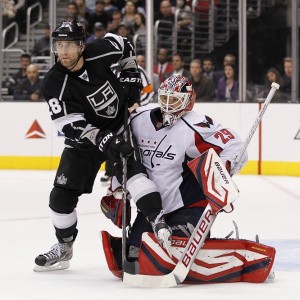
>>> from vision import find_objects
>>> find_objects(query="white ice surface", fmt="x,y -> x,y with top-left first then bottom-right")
0,170 -> 299,300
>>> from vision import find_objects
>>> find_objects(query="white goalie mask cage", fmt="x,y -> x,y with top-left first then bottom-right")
158,75 -> 196,126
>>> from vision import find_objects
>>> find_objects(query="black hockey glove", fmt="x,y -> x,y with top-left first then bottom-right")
119,69 -> 142,106
97,130 -> 133,163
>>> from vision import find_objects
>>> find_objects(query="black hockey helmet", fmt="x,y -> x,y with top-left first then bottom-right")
52,20 -> 86,42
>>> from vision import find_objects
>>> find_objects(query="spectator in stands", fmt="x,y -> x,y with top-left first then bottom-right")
215,64 -> 239,102
13,64 -> 43,101
223,53 -> 236,67
87,0 -> 111,35
163,52 -> 190,80
75,0 -> 93,20
85,0 -> 96,12
86,22 -> 106,44
258,67 -> 286,103
103,0 -> 118,16
188,59 -> 215,101
31,24 -> 51,57
281,57 -> 292,98
13,0 -> 26,34
172,0 -> 192,58
133,12 -> 146,54
122,0 -> 146,15
64,1 -> 88,28
116,22 -> 133,44
214,53 -> 237,84
137,54 -> 160,95
122,0 -> 138,35
3,53 -> 31,95
2,0 -> 16,46
154,0 -> 174,51
153,48 -> 174,83
106,10 -> 123,33
202,56 -> 221,87
3,0 -> 16,29
136,54 -> 145,69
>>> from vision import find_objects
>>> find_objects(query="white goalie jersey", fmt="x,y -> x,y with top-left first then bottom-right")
130,106 -> 247,214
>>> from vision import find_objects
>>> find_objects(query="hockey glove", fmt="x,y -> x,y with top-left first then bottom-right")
119,69 -> 142,106
97,130 -> 133,163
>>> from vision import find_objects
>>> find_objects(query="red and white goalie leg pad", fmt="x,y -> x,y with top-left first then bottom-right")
137,233 -> 276,284
101,231 -> 123,278
100,231 -> 276,284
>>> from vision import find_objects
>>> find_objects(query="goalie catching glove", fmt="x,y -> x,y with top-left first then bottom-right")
100,188 -> 131,228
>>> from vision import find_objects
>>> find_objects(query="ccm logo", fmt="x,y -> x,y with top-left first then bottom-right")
99,132 -> 113,151
182,209 -> 213,268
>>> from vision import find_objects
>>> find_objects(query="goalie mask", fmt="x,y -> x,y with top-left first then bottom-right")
158,75 -> 196,126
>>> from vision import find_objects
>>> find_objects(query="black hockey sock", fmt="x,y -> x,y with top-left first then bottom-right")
55,224 -> 78,244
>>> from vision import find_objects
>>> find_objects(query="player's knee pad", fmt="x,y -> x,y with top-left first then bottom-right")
49,186 -> 79,214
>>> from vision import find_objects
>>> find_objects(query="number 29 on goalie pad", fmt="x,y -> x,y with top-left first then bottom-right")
187,148 -> 239,213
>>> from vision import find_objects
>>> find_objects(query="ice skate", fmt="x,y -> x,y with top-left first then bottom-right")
33,242 -> 73,272
150,210 -> 172,257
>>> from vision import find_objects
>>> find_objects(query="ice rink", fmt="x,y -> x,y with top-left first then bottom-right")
1,170 -> 300,300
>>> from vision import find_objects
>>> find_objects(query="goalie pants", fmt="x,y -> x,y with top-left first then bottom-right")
49,140 -> 162,243
128,206 -> 207,248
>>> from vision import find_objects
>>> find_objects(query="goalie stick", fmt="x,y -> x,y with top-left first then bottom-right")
121,102 -> 139,274
122,82 -> 280,288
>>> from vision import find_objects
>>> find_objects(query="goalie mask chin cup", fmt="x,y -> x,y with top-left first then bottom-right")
158,75 -> 196,127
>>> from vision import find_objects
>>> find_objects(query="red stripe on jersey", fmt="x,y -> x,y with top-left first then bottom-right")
194,132 -> 223,155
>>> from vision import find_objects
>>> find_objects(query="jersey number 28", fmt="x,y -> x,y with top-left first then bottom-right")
48,98 -> 62,115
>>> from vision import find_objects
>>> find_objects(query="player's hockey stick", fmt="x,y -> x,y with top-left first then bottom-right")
121,102 -> 139,274
231,82 -> 280,174
123,83 -> 280,287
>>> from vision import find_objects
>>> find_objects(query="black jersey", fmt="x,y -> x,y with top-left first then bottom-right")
42,33 -> 136,148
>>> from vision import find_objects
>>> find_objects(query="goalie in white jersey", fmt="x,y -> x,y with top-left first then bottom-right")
101,74 -> 248,262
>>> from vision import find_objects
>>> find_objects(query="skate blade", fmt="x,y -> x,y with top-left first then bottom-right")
33,260 -> 70,272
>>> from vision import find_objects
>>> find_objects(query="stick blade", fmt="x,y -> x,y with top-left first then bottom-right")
123,271 -> 180,288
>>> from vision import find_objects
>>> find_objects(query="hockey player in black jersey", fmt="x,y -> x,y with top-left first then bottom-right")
33,20 -> 171,271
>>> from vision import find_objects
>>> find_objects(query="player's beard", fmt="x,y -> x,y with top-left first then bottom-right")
59,51 -> 82,71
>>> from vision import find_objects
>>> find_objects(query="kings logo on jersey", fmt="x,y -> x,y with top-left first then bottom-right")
86,81 -> 119,118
